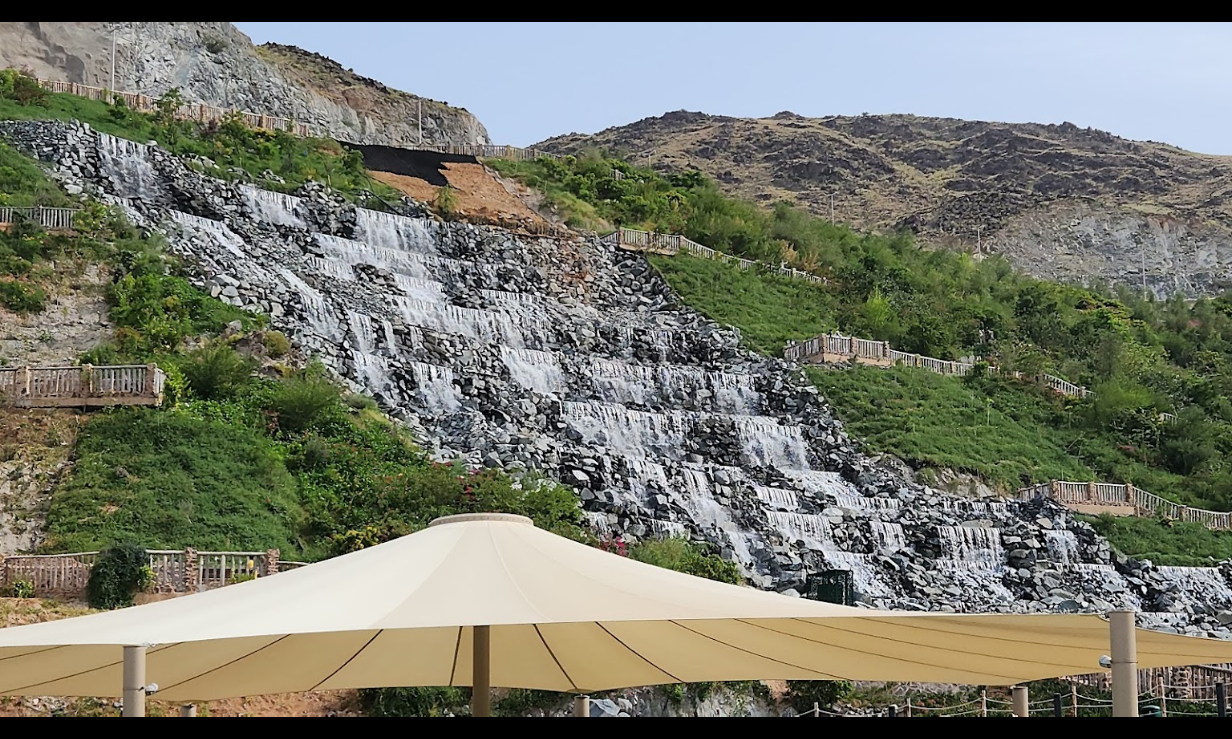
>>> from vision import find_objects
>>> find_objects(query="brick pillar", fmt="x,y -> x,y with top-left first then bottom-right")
264,549 -> 280,576
144,363 -> 157,396
1050,480 -> 1060,499
1125,482 -> 1136,512
183,548 -> 199,593
1087,481 -> 1097,503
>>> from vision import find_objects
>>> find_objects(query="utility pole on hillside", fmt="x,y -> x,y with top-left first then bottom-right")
418,99 -> 423,147
110,26 -> 116,98
977,225 -> 983,254
829,193 -> 835,223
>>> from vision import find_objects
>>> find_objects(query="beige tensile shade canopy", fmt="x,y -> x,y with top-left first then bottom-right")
2,512 -> 1232,711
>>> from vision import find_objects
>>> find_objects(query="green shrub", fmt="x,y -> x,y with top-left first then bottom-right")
433,184 -> 458,219
264,369 -> 341,435
359,686 -> 471,717
262,330 -> 291,358
494,689 -> 567,717
0,69 -> 49,107
628,537 -> 742,584
178,344 -> 255,400
786,679 -> 853,713
8,579 -> 34,599
87,544 -> 152,610
0,279 -> 46,313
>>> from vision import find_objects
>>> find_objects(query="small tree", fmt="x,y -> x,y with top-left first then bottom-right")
154,87 -> 184,128
87,544 -> 153,609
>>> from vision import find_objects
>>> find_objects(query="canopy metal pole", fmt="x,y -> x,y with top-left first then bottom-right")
1011,685 -> 1028,717
180,704 -> 197,717
573,694 -> 590,717
122,646 -> 146,717
1110,610 -> 1139,717
472,625 -> 491,717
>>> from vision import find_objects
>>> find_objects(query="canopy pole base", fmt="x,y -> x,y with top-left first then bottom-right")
472,625 -> 491,717
573,694 -> 590,717
122,645 -> 146,717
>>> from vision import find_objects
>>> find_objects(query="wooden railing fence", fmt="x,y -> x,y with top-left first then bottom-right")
601,227 -> 827,285
0,364 -> 165,408
1,547 -> 298,598
1017,480 -> 1232,530
0,206 -> 81,230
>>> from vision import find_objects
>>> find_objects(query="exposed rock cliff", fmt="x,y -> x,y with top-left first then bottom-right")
0,22 -> 490,148
538,111 -> 1232,297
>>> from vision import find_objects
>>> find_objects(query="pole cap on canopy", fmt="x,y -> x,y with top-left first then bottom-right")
428,513 -> 534,528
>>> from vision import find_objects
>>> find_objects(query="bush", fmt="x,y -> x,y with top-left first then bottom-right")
628,537 -> 742,584
433,184 -> 458,219
786,679 -> 853,713
494,689 -> 567,717
87,544 -> 153,610
359,686 -> 470,717
178,344 -> 255,400
7,579 -> 34,599
262,330 -> 291,358
0,69 -> 49,107
0,279 -> 46,313
265,369 -> 341,435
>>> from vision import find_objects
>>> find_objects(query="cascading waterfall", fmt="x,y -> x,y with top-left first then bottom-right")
241,186 -> 306,228
1043,529 -> 1080,565
562,402 -> 692,459
755,486 -> 799,511
407,361 -> 461,414
500,347 -> 564,395
392,274 -> 446,303
732,416 -> 811,469
97,132 -> 164,201
870,521 -> 906,552
938,525 -> 1003,565
51,123 -> 1232,624
353,208 -> 436,254
278,269 -> 342,342
169,211 -> 249,259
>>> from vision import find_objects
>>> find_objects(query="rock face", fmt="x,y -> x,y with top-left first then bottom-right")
537,111 -> 1232,297
7,119 -> 1232,638
0,22 -> 490,149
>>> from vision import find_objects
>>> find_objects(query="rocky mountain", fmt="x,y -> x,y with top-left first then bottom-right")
7,118 -> 1232,639
0,22 -> 489,149
538,111 -> 1232,297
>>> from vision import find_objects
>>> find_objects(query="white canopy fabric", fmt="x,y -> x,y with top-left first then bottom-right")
1,512 -> 1232,702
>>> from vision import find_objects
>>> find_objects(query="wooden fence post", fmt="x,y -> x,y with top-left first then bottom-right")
21,365 -> 31,398
144,363 -> 156,397
1086,481 -> 1097,503
1125,482 -> 1135,511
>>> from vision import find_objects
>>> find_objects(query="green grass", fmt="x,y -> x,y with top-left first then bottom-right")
650,254 -> 835,355
0,77 -> 397,202
44,409 -> 306,556
0,141 -> 75,208
1083,514 -> 1232,567
810,365 -> 1094,490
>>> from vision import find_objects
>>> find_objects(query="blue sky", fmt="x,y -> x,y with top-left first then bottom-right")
233,22 -> 1232,154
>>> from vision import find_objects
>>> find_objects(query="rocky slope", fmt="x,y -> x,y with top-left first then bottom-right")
6,119 -> 1232,640
537,111 -> 1232,297
0,22 -> 489,149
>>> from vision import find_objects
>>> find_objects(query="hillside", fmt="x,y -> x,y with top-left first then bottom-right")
11,72 -> 1232,716
536,111 -> 1232,297
0,22 -> 489,149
